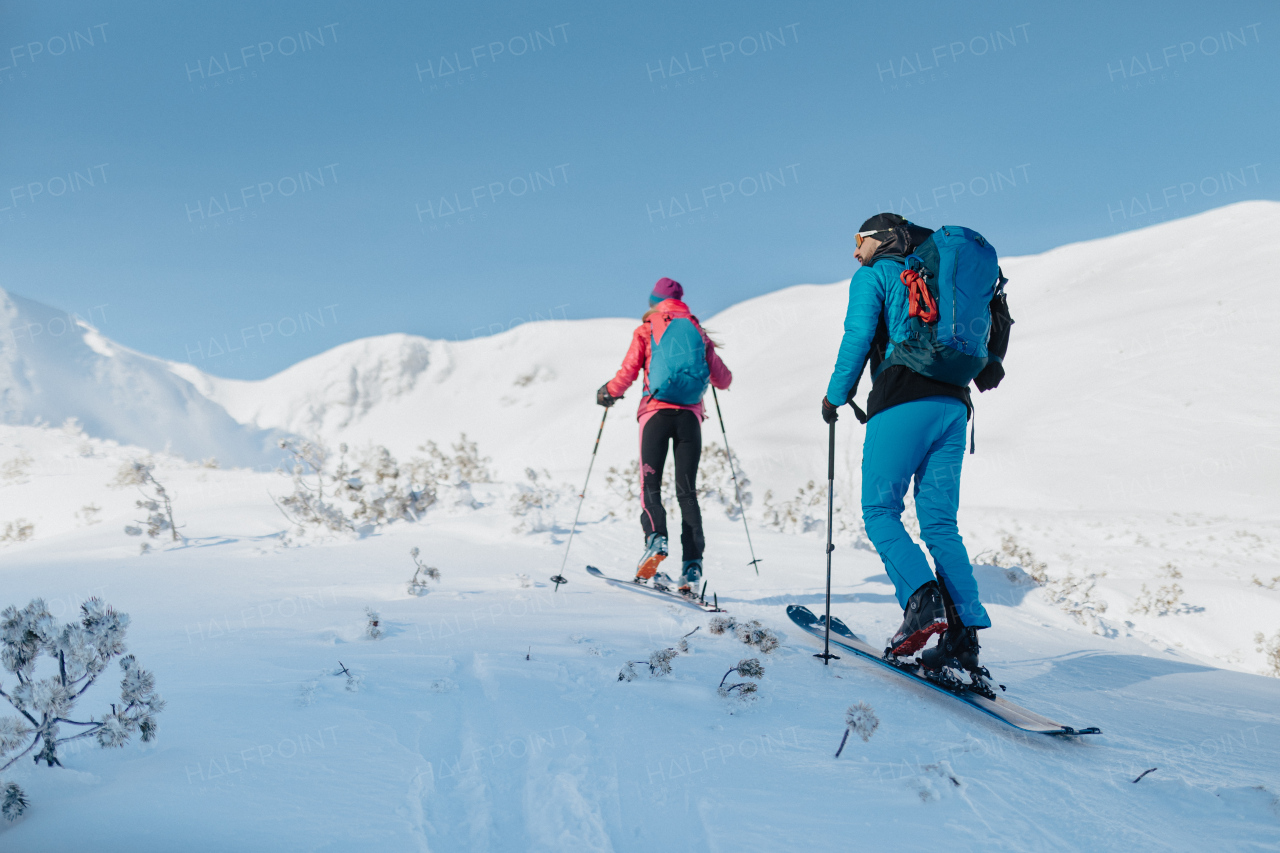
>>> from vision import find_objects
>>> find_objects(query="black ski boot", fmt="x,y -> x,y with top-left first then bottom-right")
920,626 -> 981,673
886,580 -> 948,657
921,626 -> 996,697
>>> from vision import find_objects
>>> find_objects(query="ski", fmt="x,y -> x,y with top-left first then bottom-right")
585,565 -> 726,612
787,604 -> 1100,736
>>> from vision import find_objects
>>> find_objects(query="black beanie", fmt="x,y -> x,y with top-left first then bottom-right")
859,212 -> 906,233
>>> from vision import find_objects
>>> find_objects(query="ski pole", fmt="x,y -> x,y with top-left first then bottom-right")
815,418 -> 839,664
554,407 -> 609,589
710,387 -> 761,575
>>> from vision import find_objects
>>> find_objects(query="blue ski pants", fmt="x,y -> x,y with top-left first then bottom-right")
861,396 -> 990,628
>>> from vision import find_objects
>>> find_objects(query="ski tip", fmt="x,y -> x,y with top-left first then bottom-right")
1057,726 -> 1103,736
584,565 -> 604,577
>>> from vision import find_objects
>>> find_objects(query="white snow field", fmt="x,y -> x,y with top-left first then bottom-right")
0,201 -> 1278,850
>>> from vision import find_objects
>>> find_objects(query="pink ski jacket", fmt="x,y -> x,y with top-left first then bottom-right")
605,299 -> 732,421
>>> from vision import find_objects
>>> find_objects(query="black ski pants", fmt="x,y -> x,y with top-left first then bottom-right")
639,408 -> 703,562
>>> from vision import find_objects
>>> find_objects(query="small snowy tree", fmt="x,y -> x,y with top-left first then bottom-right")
709,616 -> 779,653
1255,630 -> 1280,678
835,702 -> 879,757
274,439 -> 352,533
717,658 -> 764,698
618,648 -> 679,681
406,547 -> 441,596
0,520 -> 33,544
118,460 -> 180,544
364,608 -> 383,640
0,598 -> 164,820
338,445 -> 435,525
509,468 -> 563,532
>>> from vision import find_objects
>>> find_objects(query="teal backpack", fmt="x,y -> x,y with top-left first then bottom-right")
878,225 -> 1005,388
646,316 -> 711,405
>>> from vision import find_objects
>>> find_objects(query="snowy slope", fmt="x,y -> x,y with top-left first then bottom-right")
173,201 -> 1280,519
0,290 -> 286,468
0,203 -> 1278,849
0,424 -> 1275,851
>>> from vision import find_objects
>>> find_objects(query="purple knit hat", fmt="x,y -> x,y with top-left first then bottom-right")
650,277 -> 683,304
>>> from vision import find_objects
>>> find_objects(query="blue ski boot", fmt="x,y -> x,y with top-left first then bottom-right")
678,559 -> 702,595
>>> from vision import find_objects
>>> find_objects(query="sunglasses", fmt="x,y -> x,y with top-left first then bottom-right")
854,229 -> 891,248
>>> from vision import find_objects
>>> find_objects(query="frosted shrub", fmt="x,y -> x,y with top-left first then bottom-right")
406,547 -> 441,596
0,598 -> 164,821
1131,563 -> 1194,616
1,452 -> 32,483
695,442 -> 751,520
709,616 -> 779,653
836,702 -> 880,757
1254,631 -> 1280,678
509,467 -> 563,533
118,461 -> 180,545
408,434 -> 493,487
365,608 -> 383,640
984,532 -> 1110,633
761,481 -> 827,535
984,533 -> 1049,585
0,521 -> 33,544
618,647 -> 680,681
337,444 -> 435,525
717,658 -> 764,698
275,440 -> 436,534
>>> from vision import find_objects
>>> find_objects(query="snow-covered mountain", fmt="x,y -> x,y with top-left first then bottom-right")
164,200 -> 1279,518
0,290 -> 286,468
1,202 -> 1278,850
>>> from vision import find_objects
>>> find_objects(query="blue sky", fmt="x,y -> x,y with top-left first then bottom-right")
2,0 -> 1276,379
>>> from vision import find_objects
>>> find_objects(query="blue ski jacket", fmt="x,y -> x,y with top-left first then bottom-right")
825,258 -> 913,406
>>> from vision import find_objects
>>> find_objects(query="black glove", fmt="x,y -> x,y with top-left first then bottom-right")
821,396 -> 839,424
597,384 -> 620,408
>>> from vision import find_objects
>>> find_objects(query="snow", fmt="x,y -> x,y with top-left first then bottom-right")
0,201 -> 1278,849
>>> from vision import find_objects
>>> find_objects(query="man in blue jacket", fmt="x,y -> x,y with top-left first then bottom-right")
822,212 -> 991,677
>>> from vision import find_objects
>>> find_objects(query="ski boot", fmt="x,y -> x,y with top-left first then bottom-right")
885,580 -> 948,660
634,533 -> 668,582
920,626 -> 997,698
677,559 -> 703,598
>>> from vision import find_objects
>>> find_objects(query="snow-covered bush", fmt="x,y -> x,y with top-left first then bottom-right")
117,460 -> 180,544
509,467 -> 564,533
406,547 -> 440,596
336,444 -> 435,525
760,480 -> 872,547
274,439 -> 351,533
1131,563 -> 1191,616
983,532 -> 1111,633
407,434 -> 493,487
709,616 -> 779,653
0,520 -> 33,544
696,442 -> 751,520
761,481 -> 826,534
274,439 -> 437,534
717,658 -> 764,698
0,598 -> 164,821
983,533 -> 1049,585
364,608 -> 383,640
1,452 -> 32,484
1254,631 -> 1280,678
835,702 -> 879,757
618,647 -> 679,681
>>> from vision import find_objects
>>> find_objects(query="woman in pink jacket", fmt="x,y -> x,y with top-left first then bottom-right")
597,277 -> 732,594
